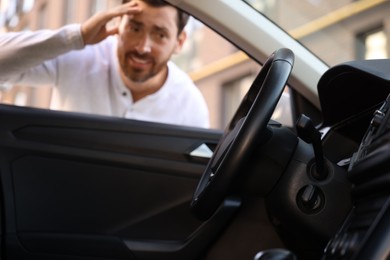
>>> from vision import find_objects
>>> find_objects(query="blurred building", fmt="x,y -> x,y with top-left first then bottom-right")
0,0 -> 389,129
186,0 -> 390,127
0,0 -> 121,109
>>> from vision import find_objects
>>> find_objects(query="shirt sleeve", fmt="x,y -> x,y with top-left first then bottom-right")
0,24 -> 84,86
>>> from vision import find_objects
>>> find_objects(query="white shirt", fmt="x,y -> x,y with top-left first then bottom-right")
0,24 -> 209,128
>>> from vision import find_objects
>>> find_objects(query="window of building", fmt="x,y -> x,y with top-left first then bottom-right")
0,0 -> 35,31
1,0 -> 17,29
91,0 -> 108,14
22,0 -> 34,13
222,75 -> 253,127
37,3 -> 47,28
244,0 -> 276,15
172,17 -> 204,72
14,91 -> 28,106
356,27 -> 388,60
65,0 -> 77,23
222,75 -> 293,128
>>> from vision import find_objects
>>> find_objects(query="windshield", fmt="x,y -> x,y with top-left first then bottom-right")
243,0 -> 389,66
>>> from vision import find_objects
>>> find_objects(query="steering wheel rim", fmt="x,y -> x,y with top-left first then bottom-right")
191,48 -> 295,221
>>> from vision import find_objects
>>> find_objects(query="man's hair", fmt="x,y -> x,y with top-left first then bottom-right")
122,0 -> 190,34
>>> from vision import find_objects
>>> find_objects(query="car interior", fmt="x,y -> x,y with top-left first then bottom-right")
1,0 -> 390,260
0,47 -> 390,260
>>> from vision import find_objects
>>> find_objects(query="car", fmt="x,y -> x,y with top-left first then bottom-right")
0,0 -> 389,259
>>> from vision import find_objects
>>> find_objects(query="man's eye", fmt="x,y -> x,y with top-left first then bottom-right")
131,26 -> 140,32
126,23 -> 141,33
153,31 -> 168,40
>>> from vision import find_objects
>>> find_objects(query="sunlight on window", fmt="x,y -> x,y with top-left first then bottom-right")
0,0 -> 10,13
365,31 -> 388,59
23,0 -> 35,13
14,92 -> 27,106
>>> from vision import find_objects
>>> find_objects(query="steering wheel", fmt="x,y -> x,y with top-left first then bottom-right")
191,48 -> 295,221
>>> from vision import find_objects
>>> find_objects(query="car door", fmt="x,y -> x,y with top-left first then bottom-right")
0,104 -> 239,260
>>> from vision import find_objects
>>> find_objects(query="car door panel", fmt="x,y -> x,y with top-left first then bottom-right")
0,104 -> 238,260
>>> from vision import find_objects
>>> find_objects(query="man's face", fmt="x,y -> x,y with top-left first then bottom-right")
117,1 -> 186,83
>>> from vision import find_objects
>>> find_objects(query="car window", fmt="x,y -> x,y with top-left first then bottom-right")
173,18 -> 294,129
0,0 -> 294,130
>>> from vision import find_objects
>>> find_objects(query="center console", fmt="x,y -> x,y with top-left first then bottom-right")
323,94 -> 390,259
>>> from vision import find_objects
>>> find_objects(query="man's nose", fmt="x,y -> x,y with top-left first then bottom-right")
135,34 -> 152,54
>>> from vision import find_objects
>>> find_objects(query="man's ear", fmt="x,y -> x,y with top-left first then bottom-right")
174,30 -> 187,54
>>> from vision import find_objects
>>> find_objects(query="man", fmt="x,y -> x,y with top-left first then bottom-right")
0,0 -> 209,128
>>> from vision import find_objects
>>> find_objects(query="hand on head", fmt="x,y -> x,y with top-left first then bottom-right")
81,2 -> 142,45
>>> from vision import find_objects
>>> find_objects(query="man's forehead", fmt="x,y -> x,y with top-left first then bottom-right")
132,0 -> 178,18
127,2 -> 178,32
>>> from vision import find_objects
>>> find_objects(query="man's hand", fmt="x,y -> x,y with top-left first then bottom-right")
81,2 -> 141,45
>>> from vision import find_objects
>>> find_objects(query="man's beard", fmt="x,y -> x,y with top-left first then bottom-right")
120,53 -> 157,83
124,66 -> 154,83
